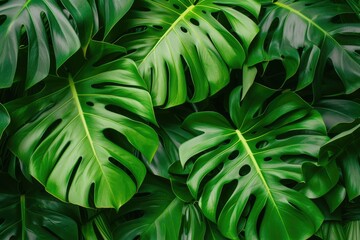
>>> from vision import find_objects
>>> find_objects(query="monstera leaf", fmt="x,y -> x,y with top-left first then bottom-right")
0,173 -> 81,239
112,0 -> 260,107
180,83 -> 328,239
111,175 -> 206,240
248,0 -> 360,97
5,42 -> 158,209
0,0 -> 94,88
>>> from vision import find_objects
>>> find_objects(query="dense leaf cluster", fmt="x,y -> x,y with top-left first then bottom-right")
0,0 -> 359,239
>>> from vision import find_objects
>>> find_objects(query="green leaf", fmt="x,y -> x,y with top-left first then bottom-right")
111,175 -> 206,240
0,104 -> 10,139
0,173 -> 80,239
112,0 -> 260,107
5,42 -> 159,209
314,99 -> 360,131
316,222 -> 346,240
248,0 -> 360,96
180,83 -> 328,239
92,0 -> 134,38
321,119 -> 360,200
0,0 -> 94,88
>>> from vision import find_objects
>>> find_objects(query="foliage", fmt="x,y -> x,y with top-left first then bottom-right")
0,0 -> 359,239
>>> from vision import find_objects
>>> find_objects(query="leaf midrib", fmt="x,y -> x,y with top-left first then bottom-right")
235,129 -> 290,239
138,4 -> 195,69
68,75 -> 117,204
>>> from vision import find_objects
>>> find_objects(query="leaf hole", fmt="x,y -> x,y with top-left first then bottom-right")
239,165 -> 251,176
202,10 -> 207,14
173,4 -> 180,9
190,18 -> 199,26
37,119 -> 62,148
216,179 -> 238,220
280,179 -> 298,189
180,26 -> 188,33
105,104 -> 144,123
288,201 -> 301,211
126,26 -> 148,34
86,101 -> 94,107
109,157 -> 137,187
66,156 -> 83,201
0,15 -> 7,25
264,18 -> 279,52
228,150 -> 239,160
256,140 -> 268,149
251,131 -> 257,135
123,210 -> 145,221
153,25 -> 163,30
264,157 -> 272,162
88,183 -> 96,208
220,139 -> 231,146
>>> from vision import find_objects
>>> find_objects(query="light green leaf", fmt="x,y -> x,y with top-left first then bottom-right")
180,83 -> 328,239
248,0 -> 360,96
5,42 -> 158,209
0,173 -> 81,239
112,0 -> 260,107
0,0 -> 94,88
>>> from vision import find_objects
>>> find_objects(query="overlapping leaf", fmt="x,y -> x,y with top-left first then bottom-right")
111,175 -> 206,240
180,83 -> 328,239
247,0 -> 360,97
0,173 -> 81,239
0,0 -> 91,88
5,42 -> 158,209
112,0 -> 260,107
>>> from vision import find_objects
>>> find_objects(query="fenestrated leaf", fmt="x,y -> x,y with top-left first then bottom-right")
0,104 -> 10,139
111,175 -> 206,240
0,0 -> 94,89
180,83 -> 328,239
247,0 -> 360,97
112,0 -> 260,107
321,119 -> 360,200
0,173 -> 81,239
5,42 -> 159,209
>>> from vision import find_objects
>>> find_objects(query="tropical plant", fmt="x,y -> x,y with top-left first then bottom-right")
0,0 -> 359,239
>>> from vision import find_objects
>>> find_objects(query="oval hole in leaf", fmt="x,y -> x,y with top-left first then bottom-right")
0,15 -> 6,25
228,150 -> 239,160
256,140 -> 268,149
36,119 -> 62,147
216,179 -> 238,219
66,156 -> 83,201
239,165 -> 251,176
264,157 -> 272,162
190,18 -> 199,26
280,179 -> 298,189
173,4 -> 180,9
86,101 -> 94,107
123,210 -> 145,221
180,26 -> 188,33
153,25 -> 163,30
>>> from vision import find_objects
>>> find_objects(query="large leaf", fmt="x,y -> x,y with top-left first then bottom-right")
111,175 -> 206,240
0,173 -> 80,239
180,83 -> 328,239
321,119 -> 360,200
112,0 -> 260,107
5,42 -> 159,209
0,0 -> 95,88
248,0 -> 360,97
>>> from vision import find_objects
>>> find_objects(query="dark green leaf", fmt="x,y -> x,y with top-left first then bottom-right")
112,0 -> 260,107
0,104 -> 10,139
0,173 -> 80,239
5,42 -> 159,209
180,83 -> 328,239
248,0 -> 360,96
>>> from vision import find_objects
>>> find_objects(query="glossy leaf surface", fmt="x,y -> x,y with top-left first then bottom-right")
248,0 -> 360,96
180,83 -> 328,239
114,0 -> 260,107
5,43 -> 158,209
0,0 -> 86,88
